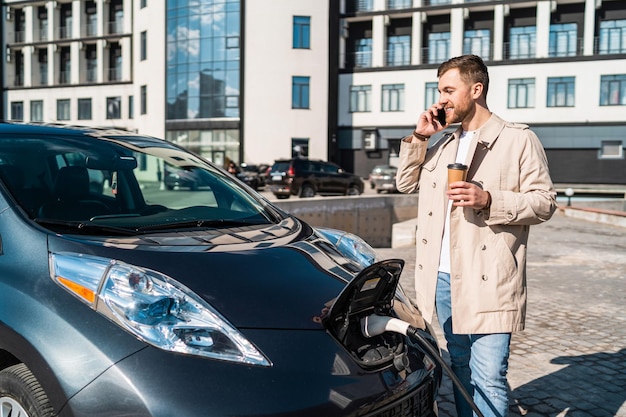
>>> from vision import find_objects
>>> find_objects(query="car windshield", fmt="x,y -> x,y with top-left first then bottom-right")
0,132 -> 280,235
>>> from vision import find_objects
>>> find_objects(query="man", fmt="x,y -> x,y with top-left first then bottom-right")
396,55 -> 556,417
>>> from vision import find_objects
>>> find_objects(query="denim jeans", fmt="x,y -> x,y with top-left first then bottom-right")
435,271 -> 511,417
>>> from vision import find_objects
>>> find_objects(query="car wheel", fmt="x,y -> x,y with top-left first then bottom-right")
300,184 -> 315,198
0,364 -> 55,417
346,185 -> 361,196
275,194 -> 290,199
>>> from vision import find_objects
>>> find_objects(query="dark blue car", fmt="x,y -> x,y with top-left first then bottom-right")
0,122 -> 440,417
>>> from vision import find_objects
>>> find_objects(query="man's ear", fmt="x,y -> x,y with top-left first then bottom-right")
471,82 -> 484,99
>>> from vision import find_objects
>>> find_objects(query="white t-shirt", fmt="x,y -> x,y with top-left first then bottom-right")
438,130 -> 474,274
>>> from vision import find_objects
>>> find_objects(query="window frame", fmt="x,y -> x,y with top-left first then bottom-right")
56,99 -> 71,121
349,85 -> 372,113
292,76 -> 310,109
293,16 -> 311,49
599,74 -> 626,106
547,76 -> 575,107
77,98 -> 92,120
507,78 -> 535,109
381,83 -> 404,112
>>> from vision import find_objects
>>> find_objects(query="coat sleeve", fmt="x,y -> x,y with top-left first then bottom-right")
484,129 -> 557,226
395,136 -> 429,194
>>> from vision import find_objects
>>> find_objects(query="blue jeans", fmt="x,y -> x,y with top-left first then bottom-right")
435,271 -> 511,417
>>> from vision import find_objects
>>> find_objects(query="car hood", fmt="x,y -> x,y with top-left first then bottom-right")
48,227 -> 360,331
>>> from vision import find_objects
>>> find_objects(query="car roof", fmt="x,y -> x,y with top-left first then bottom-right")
0,121 -> 156,138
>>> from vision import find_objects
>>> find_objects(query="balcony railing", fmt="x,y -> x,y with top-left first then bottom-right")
108,68 -> 122,82
12,30 -> 25,44
107,21 -> 124,35
345,0 -> 374,14
58,26 -> 72,39
85,68 -> 97,83
84,23 -> 98,37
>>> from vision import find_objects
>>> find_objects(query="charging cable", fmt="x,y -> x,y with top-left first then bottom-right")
361,314 -> 486,417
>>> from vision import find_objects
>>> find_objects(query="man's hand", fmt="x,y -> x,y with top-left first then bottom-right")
447,182 -> 491,209
413,105 -> 448,138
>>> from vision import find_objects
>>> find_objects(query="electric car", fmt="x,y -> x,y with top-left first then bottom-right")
0,122 -> 441,417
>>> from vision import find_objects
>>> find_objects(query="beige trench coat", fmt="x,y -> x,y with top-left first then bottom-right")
396,113 -> 557,334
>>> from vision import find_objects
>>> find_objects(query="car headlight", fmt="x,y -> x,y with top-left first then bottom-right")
49,252 -> 271,367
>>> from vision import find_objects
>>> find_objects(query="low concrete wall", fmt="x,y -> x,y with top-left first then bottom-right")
274,194 -> 418,248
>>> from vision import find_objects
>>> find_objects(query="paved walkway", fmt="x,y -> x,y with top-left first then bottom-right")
376,211 -> 626,417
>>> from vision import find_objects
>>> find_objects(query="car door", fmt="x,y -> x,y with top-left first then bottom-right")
321,162 -> 345,194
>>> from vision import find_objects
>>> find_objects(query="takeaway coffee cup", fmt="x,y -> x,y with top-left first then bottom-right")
447,163 -> 468,189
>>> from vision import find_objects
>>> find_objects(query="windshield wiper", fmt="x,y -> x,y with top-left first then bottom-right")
34,218 -> 138,236
136,219 -> 266,232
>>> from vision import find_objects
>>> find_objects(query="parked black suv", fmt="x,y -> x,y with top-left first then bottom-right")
267,158 -> 364,199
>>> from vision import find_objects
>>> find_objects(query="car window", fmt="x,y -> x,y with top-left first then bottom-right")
322,163 -> 340,174
0,134 -> 279,233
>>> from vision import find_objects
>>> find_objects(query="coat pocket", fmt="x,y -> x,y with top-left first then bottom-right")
475,233 -> 520,312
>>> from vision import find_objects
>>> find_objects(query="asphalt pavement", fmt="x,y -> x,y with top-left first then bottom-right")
377,211 -> 626,417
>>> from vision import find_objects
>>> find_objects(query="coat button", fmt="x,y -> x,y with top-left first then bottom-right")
428,211 -> 432,216
482,275 -> 488,281
432,182 -> 436,188
418,264 -> 423,270
422,238 -> 427,244
481,245 -> 486,250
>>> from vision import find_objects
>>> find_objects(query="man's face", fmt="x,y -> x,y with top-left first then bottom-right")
438,68 -> 477,125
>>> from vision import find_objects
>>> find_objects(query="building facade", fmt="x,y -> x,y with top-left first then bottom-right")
336,0 -> 626,183
3,0 -> 626,184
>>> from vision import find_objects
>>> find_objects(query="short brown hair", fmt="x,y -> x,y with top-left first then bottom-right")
437,55 -> 490,97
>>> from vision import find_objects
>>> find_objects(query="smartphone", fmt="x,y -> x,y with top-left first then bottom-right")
437,108 -> 446,126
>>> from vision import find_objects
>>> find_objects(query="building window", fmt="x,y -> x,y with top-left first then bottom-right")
293,16 -> 310,49
549,23 -> 577,57
387,0 -> 412,10
78,98 -> 92,120
292,76 -> 310,109
57,99 -> 70,121
599,141 -> 623,159
292,138 -> 309,158
106,97 -> 121,119
59,47 -> 71,84
30,100 -> 43,122
84,45 -> 97,83
140,31 -> 147,60
166,0 -> 240,120
386,35 -> 411,66
598,20 -> 626,54
349,85 -> 371,112
85,1 -> 97,36
10,102 -> 24,121
508,78 -> 535,108
141,0 -> 147,8
109,42 -> 122,81
428,32 -> 450,64
425,82 -> 439,108
463,29 -> 490,59
382,84 -> 404,112
600,74 -> 626,106
141,86 -> 147,114
354,38 -> 373,68
547,77 -> 575,107
509,26 -> 536,59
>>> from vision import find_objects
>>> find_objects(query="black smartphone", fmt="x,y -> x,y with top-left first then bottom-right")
437,108 -> 446,126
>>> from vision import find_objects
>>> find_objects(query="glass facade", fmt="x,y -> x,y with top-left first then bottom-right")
166,0 -> 241,166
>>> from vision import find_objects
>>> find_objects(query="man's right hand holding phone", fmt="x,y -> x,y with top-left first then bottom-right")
410,105 -> 448,142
